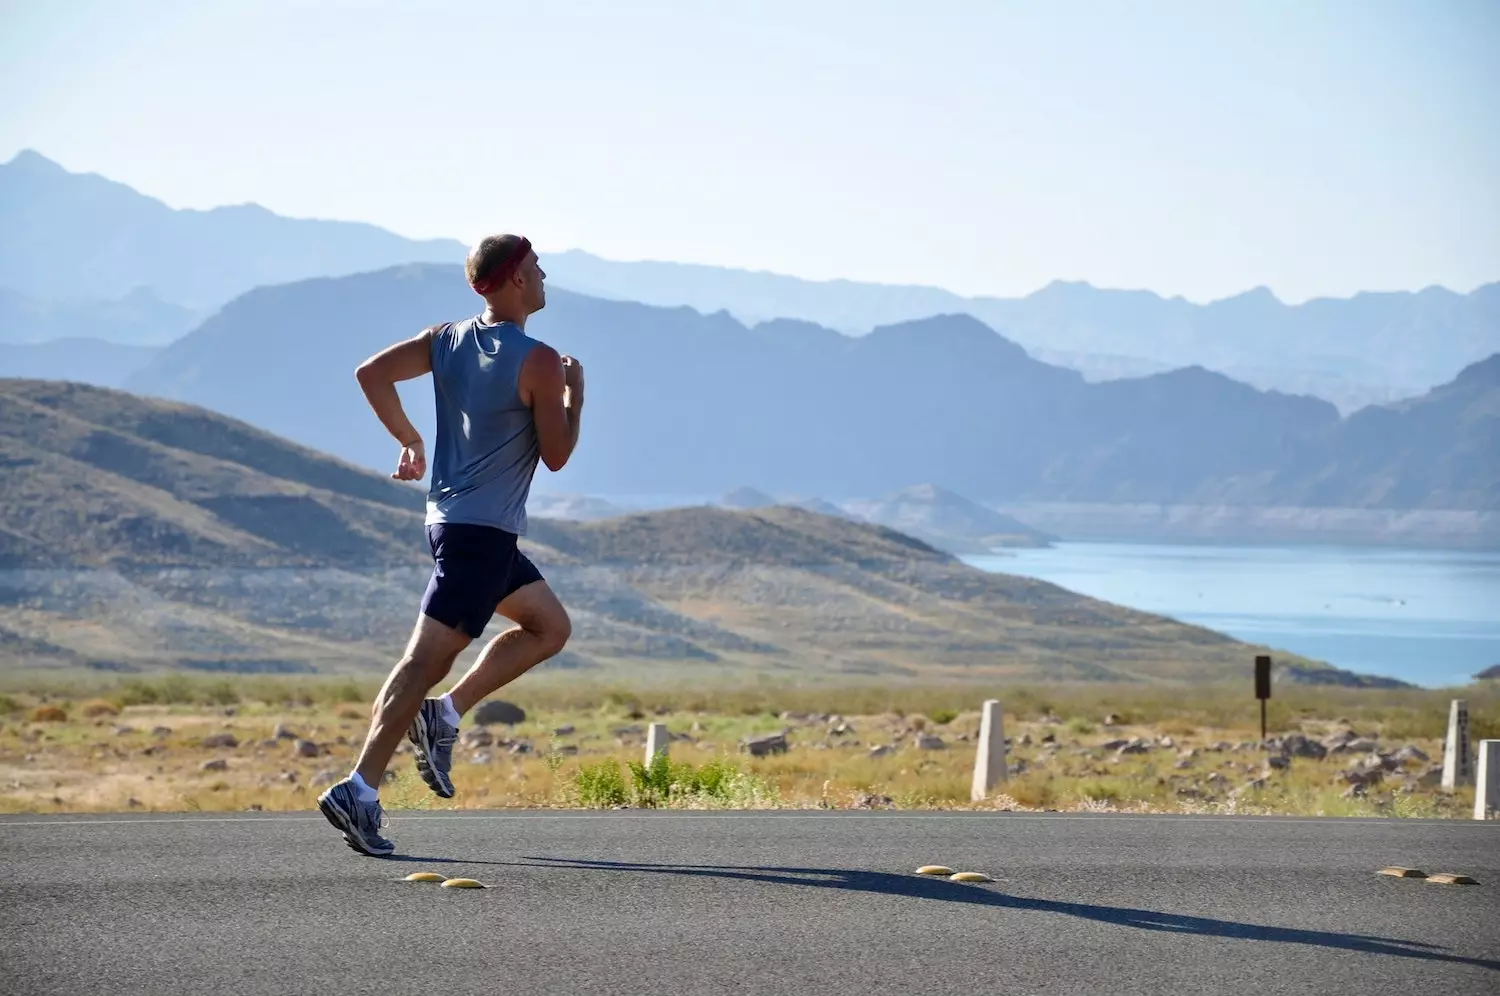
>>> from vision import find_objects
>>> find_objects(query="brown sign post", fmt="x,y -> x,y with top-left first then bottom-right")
1254,655 -> 1272,743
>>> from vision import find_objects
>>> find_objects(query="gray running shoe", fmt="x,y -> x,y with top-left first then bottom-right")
316,778 -> 395,856
407,698 -> 458,799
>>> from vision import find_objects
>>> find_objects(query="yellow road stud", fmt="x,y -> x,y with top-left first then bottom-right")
916,866 -> 955,876
949,872 -> 994,883
1376,867 -> 1428,879
403,872 -> 445,883
440,877 -> 486,889
1426,873 -> 1479,886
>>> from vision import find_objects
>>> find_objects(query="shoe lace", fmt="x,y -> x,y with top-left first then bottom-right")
359,798 -> 388,832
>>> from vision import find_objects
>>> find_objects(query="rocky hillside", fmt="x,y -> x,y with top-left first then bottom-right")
0,378 -> 1362,684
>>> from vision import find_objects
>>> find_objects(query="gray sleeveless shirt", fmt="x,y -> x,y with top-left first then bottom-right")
424,316 -> 541,535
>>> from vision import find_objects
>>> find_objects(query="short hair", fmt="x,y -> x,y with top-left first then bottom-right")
465,234 -> 532,294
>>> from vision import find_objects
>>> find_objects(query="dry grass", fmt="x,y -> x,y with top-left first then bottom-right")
0,676 -> 1490,819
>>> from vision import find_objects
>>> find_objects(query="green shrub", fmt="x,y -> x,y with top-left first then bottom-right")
574,760 -> 628,808
1066,717 -> 1096,735
627,752 -> 674,807
0,694 -> 19,716
202,680 -> 240,707
929,709 -> 958,725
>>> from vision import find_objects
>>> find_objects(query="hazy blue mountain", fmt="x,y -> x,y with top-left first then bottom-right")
0,338 -> 160,387
1256,353 -> 1499,510
844,484 -> 1055,553
0,151 -> 464,311
122,262 -> 1494,517
7,152 -> 1496,409
0,286 -> 200,346
547,250 -> 1500,412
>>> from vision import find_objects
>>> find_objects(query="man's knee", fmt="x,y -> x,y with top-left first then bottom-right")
529,604 -> 571,659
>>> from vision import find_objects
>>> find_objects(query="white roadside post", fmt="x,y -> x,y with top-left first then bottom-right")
970,699 -> 1008,802
1442,699 -> 1472,790
1475,740 -> 1500,821
645,722 -> 670,767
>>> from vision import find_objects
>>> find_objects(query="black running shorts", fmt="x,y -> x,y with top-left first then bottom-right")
420,522 -> 544,638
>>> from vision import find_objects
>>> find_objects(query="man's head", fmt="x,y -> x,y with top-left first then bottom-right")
466,234 -> 546,315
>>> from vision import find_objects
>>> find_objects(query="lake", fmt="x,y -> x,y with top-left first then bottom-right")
962,543 -> 1500,689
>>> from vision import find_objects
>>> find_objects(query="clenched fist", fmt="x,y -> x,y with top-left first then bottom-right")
393,438 -> 426,481
561,354 -> 585,395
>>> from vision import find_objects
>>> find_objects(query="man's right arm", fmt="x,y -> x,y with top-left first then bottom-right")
521,344 -> 583,472
355,326 -> 438,480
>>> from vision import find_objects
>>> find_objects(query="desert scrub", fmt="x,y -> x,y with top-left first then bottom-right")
574,759 -> 629,807
29,705 -> 67,723
79,699 -> 120,718
0,694 -> 18,716
571,754 -> 779,809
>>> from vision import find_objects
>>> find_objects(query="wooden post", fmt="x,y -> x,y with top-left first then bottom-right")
970,700 -> 1007,802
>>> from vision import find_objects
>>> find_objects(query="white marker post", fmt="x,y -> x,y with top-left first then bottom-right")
970,699 -> 1008,802
1442,699 -> 1472,790
1475,740 -> 1500,821
645,723 -> 669,767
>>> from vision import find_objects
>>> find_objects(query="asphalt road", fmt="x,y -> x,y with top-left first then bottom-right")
1,810 -> 1496,995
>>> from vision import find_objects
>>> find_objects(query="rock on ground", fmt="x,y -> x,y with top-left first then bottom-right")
472,700 -> 526,726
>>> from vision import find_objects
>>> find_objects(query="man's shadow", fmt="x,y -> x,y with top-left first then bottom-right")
504,855 -> 1497,972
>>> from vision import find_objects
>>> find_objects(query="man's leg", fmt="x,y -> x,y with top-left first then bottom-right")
446,580 -> 572,715
356,613 -> 472,786
316,613 -> 469,856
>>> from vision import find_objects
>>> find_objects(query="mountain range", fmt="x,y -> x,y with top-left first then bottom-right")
2,377 -> 1354,685
111,262 -> 1498,546
3,150 -> 1497,413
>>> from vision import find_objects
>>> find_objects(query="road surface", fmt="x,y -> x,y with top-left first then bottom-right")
1,810 -> 1496,995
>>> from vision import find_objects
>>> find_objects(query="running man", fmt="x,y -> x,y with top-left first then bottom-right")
317,234 -> 584,856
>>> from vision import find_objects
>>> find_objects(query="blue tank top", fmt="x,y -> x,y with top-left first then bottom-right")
424,316 -> 541,535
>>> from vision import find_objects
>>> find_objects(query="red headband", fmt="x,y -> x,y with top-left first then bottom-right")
470,237 -> 532,295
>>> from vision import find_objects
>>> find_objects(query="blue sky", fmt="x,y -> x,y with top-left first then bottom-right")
1,0 -> 1495,303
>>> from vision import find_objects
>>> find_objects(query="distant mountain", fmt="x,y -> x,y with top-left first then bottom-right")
0,286 -> 200,347
0,338 -> 160,388
845,484 -> 1055,554
2,378 -> 1345,684
6,152 -> 1496,409
719,486 -> 777,509
543,251 -> 1500,411
528,492 -> 628,522
0,151 -> 464,312
118,264 -> 1497,547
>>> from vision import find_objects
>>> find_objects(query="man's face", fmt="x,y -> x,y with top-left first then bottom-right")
525,253 -> 547,313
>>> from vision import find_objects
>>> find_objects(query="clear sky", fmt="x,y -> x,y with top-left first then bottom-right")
1,0 -> 1495,303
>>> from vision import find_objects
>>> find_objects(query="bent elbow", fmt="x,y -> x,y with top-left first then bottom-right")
542,454 -> 569,474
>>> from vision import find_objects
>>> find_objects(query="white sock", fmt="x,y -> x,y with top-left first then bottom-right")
439,693 -> 461,727
349,771 -> 379,802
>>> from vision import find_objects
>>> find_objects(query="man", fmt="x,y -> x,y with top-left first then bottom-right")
317,234 -> 584,856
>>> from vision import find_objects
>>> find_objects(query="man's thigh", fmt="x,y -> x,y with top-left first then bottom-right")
403,610 -> 473,666
495,578 -> 568,633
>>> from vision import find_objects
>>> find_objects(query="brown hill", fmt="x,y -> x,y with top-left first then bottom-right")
0,378 -> 1367,684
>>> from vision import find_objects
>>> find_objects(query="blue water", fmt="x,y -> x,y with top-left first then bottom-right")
963,543 -> 1500,688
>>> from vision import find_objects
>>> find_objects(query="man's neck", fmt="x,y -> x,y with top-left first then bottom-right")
480,305 -> 527,328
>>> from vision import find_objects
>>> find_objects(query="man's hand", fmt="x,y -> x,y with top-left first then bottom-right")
561,355 -> 584,398
393,438 -> 426,481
